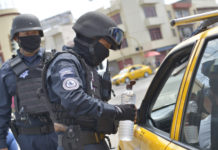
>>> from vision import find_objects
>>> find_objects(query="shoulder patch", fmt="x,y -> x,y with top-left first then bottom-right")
62,78 -> 79,91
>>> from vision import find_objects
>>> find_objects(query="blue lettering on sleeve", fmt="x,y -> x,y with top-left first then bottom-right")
59,67 -> 75,79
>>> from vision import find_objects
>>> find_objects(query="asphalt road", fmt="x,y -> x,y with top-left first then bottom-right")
108,74 -> 154,149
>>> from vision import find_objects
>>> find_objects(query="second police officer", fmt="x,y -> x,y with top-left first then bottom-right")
0,14 -> 58,150
43,11 -> 137,150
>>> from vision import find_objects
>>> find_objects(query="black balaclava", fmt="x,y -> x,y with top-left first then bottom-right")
73,35 -> 109,66
18,35 -> 41,52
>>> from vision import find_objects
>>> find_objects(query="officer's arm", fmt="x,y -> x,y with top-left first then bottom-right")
48,53 -> 117,120
0,64 -> 13,149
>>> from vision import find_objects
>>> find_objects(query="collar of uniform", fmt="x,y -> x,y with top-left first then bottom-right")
17,48 -> 44,62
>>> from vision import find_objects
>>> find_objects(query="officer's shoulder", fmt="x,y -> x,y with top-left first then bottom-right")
3,53 -> 18,67
46,51 -> 81,72
55,51 -> 80,64
43,49 -> 76,64
0,58 -> 13,72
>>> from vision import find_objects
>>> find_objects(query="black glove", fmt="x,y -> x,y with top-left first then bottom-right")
115,104 -> 136,121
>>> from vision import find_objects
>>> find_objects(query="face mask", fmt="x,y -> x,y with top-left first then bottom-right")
18,35 -> 41,52
89,41 -> 109,66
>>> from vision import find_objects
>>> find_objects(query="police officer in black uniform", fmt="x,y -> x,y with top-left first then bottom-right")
43,11 -> 137,150
0,14 -> 57,150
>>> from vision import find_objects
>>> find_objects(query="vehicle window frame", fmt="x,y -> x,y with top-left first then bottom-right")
137,42 -> 196,139
148,59 -> 188,136
135,66 -> 142,70
119,68 -> 129,74
130,67 -> 135,72
179,35 -> 218,148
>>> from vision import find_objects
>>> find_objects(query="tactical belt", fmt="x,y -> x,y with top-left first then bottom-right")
58,131 -> 105,146
80,131 -> 105,145
18,124 -> 54,135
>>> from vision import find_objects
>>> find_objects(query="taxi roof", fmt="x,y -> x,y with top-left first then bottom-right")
170,26 -> 218,53
170,10 -> 218,54
170,23 -> 218,55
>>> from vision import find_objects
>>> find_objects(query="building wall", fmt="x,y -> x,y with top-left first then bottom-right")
99,0 -> 179,73
166,0 -> 218,42
98,0 -> 218,75
192,0 -> 217,8
0,8 -> 19,64
61,24 -> 75,46
43,24 -> 75,51
192,0 -> 218,14
41,11 -> 75,51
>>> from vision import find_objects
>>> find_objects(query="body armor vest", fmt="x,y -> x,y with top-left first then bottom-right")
43,49 -> 117,134
44,50 -> 101,125
80,58 -> 101,99
10,55 -> 49,115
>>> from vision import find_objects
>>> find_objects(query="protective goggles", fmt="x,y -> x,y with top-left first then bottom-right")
108,27 -> 124,46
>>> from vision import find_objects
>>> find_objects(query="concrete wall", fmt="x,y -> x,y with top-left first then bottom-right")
0,8 -> 19,63
43,24 -> 75,51
192,0 -> 217,8
99,0 -> 179,73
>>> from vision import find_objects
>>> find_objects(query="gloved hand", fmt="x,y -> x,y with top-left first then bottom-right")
115,104 -> 137,121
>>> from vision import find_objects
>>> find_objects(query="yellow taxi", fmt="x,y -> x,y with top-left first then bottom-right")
118,10 -> 218,150
112,64 -> 152,85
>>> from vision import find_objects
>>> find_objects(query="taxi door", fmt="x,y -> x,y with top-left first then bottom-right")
118,125 -> 143,150
167,30 -> 218,149
128,67 -> 137,80
133,65 -> 144,78
136,38 -> 198,150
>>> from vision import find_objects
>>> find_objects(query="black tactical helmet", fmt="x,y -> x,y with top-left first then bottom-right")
73,11 -> 124,50
10,14 -> 44,40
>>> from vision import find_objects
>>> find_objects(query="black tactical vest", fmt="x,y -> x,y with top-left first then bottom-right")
42,50 -> 118,134
79,58 -> 101,99
43,50 -> 101,124
10,55 -> 49,115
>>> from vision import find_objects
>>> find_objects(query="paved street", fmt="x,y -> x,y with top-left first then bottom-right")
108,74 -> 154,149
109,74 -> 155,107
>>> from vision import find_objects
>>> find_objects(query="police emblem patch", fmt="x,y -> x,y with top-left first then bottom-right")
62,78 -> 79,90
19,70 -> 29,78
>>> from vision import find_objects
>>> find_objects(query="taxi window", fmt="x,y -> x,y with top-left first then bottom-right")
130,67 -> 135,72
181,38 -> 218,150
151,61 -> 187,133
139,43 -> 194,138
135,66 -> 142,70
119,68 -> 129,74
152,62 -> 187,110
